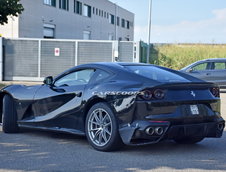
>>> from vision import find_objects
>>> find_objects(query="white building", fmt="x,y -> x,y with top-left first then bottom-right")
0,0 -> 134,41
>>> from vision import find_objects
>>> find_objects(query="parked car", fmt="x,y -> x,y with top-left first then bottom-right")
0,62 -> 225,151
180,58 -> 226,88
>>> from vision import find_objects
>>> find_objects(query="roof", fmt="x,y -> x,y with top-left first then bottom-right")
56,62 -> 153,77
202,58 -> 226,62
76,62 -> 151,69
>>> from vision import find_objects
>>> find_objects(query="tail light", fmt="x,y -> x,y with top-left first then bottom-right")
139,89 -> 165,100
140,90 -> 152,100
210,87 -> 220,97
154,89 -> 165,99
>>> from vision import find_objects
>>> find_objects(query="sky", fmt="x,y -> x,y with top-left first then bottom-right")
109,0 -> 226,43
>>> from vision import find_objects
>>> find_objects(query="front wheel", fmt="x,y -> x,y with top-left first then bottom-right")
174,137 -> 204,144
2,95 -> 19,133
85,102 -> 123,151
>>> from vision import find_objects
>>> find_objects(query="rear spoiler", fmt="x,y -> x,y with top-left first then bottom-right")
144,82 -> 218,90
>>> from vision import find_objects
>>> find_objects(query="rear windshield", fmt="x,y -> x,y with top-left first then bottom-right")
125,65 -> 190,83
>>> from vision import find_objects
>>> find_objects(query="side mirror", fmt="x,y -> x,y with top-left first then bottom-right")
43,76 -> 53,85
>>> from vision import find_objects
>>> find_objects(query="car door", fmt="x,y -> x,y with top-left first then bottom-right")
188,62 -> 213,81
32,69 -> 96,123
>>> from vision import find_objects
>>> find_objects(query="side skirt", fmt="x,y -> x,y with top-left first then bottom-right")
18,124 -> 86,136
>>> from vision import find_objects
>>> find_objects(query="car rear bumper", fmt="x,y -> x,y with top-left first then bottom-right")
166,122 -> 224,139
119,119 -> 225,146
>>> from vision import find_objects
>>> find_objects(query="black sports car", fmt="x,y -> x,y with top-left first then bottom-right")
0,62 -> 225,151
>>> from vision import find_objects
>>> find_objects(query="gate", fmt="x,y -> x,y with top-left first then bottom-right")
1,38 -> 136,81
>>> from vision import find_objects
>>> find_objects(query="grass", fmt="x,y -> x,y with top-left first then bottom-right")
0,83 -> 6,89
150,44 -> 226,70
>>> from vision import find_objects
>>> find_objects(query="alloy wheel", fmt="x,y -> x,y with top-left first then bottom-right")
87,108 -> 112,147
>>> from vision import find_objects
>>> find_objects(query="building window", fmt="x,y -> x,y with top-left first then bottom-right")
96,8 -> 98,15
43,24 -> 55,39
109,14 -> 115,24
44,0 -> 56,7
75,1 -> 82,14
121,18 -> 125,28
107,13 -> 109,19
83,31 -> 91,40
117,17 -> 120,26
126,20 -> 130,29
99,9 -> 101,16
93,7 -> 95,14
83,4 -> 91,17
104,12 -> 106,18
59,0 -> 69,11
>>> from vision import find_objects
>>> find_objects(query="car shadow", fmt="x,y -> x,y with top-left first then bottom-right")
0,127 -> 226,172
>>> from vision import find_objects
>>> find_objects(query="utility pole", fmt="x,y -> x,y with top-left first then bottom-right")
115,3 -> 118,40
146,0 -> 152,63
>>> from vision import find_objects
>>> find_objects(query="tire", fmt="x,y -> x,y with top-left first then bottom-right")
2,95 -> 19,133
85,102 -> 123,151
174,137 -> 204,144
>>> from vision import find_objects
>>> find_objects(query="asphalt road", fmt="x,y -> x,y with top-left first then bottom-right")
0,94 -> 226,172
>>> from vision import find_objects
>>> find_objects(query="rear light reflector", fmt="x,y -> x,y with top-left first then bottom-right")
149,121 -> 168,123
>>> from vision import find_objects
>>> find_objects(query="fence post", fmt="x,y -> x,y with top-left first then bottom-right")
112,41 -> 119,62
75,41 -> 78,66
38,40 -> 41,78
0,37 -> 3,81
134,41 -> 140,63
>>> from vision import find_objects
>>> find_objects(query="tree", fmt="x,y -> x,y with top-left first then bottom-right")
0,0 -> 24,25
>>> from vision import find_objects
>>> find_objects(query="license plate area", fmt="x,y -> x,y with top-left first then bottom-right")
190,105 -> 199,115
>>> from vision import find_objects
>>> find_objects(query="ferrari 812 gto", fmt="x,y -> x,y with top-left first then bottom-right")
0,63 -> 224,151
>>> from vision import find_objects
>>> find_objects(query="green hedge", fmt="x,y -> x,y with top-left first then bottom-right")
149,44 -> 226,70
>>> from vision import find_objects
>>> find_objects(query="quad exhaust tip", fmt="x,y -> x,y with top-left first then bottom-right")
146,127 -> 164,136
146,127 -> 154,135
155,127 -> 164,135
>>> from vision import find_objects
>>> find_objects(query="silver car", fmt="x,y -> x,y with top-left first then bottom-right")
180,58 -> 226,88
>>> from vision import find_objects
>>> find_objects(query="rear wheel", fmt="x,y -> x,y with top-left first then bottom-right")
2,95 -> 19,133
174,137 -> 204,144
85,102 -> 123,151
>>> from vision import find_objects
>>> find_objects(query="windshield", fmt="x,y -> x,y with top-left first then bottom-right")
125,65 -> 190,83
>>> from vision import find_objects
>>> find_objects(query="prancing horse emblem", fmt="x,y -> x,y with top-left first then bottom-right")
191,91 -> 196,97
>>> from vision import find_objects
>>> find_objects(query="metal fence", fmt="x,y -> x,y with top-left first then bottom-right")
1,38 -> 138,81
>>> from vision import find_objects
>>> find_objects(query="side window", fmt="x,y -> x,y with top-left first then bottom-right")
213,62 -> 226,70
192,63 -> 208,71
93,70 -> 111,83
54,69 -> 95,87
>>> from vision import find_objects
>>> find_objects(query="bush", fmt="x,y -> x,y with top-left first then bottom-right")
151,44 -> 226,70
